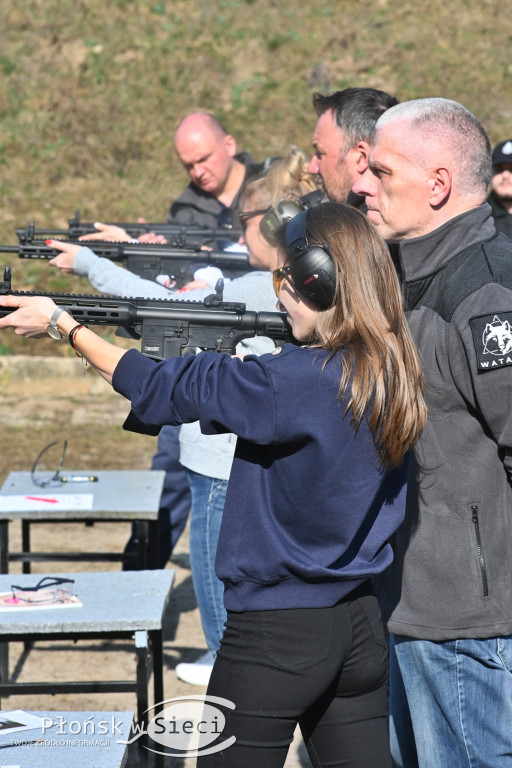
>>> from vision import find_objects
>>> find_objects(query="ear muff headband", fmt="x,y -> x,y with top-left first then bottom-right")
260,199 -> 305,240
284,209 -> 336,311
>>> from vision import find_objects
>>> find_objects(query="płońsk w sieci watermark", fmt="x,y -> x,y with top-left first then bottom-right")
119,695 -> 236,758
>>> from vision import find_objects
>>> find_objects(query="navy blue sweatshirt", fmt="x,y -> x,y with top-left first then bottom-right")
113,344 -> 409,612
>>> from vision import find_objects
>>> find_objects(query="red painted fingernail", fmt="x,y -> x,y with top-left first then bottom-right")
45,239 -> 52,245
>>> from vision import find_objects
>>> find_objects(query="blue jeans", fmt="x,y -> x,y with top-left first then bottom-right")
124,425 -> 191,569
186,469 -> 227,655
389,632 -> 512,768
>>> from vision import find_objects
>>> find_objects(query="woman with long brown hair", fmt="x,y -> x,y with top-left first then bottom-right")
275,201 -> 424,469
0,201 -> 426,767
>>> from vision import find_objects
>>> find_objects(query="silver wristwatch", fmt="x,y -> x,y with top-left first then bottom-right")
47,307 -> 70,340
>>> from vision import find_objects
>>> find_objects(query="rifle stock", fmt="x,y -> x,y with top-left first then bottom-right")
2,237 -> 254,288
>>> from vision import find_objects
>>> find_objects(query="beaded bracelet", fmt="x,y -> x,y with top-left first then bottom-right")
68,324 -> 89,377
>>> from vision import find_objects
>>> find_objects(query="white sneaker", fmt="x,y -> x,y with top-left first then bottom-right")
175,650 -> 216,686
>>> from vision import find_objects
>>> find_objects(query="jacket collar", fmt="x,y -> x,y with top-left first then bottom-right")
388,204 -> 496,284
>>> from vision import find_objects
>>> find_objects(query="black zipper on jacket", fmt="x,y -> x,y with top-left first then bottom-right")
471,505 -> 489,597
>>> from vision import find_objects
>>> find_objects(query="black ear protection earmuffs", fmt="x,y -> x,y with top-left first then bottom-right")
284,209 -> 336,311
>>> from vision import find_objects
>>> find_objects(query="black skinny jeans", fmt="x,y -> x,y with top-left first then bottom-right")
199,582 -> 392,768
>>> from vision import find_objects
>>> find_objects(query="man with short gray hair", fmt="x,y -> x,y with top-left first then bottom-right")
354,98 -> 512,768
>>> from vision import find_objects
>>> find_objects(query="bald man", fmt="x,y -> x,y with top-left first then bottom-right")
168,112 -> 263,230
123,115 -> 261,570
81,111 -> 261,247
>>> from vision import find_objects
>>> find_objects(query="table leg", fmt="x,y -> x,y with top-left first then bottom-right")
0,642 -> 7,685
0,520 -> 8,575
134,630 -> 150,768
137,521 -> 149,570
21,520 -> 31,574
21,521 -> 33,655
148,520 -> 160,570
151,629 -> 164,710
150,629 -> 165,768
0,521 -> 9,684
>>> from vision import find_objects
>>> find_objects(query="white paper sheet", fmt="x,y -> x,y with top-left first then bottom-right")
0,709 -> 46,735
0,494 -> 94,512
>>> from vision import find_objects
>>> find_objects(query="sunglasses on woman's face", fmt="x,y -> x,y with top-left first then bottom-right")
272,266 -> 296,298
239,208 -> 269,233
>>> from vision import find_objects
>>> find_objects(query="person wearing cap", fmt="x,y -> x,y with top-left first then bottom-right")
487,140 -> 512,238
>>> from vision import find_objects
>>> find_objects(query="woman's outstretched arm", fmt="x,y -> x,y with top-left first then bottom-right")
0,295 -> 127,385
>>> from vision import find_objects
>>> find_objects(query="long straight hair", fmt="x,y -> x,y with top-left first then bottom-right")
280,203 -> 426,468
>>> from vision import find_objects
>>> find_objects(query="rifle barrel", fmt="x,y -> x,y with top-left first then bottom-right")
15,222 -> 242,242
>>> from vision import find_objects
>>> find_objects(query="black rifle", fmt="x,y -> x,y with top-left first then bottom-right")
0,267 -> 292,361
0,267 -> 292,434
15,212 -> 242,247
2,237 -> 254,288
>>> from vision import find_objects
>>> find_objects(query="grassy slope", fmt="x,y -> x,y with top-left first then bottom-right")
0,0 -> 511,354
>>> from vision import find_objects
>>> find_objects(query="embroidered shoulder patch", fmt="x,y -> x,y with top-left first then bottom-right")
470,313 -> 512,371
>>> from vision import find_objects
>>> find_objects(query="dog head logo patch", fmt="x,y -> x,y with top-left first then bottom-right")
470,313 -> 512,371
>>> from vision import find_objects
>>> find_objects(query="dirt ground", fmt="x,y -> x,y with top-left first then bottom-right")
0,356 -> 310,767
